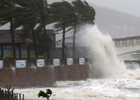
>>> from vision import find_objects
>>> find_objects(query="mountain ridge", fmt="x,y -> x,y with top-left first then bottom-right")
91,4 -> 140,28
90,3 -> 140,38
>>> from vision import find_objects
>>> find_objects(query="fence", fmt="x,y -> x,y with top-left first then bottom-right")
0,58 -> 87,68
0,88 -> 24,100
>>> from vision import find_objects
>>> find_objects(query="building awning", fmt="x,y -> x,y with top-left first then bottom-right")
0,32 -> 33,46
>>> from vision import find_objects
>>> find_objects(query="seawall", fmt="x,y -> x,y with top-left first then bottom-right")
0,59 -> 89,88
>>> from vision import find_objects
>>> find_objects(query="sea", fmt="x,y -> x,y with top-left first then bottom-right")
15,25 -> 140,100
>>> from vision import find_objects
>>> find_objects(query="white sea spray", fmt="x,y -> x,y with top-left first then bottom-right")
15,25 -> 140,100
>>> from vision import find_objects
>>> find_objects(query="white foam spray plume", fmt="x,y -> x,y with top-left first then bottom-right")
15,25 -> 140,100
76,25 -> 126,78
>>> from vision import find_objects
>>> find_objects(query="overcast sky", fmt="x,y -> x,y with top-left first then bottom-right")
1,0 -> 140,29
48,0 -> 140,17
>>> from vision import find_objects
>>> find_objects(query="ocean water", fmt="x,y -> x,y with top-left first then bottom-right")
15,72 -> 140,100
15,25 -> 140,100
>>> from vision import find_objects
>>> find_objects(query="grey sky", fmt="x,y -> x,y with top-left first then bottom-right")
48,0 -> 140,17
1,0 -> 140,29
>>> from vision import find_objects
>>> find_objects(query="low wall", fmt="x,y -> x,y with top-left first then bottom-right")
0,59 -> 89,88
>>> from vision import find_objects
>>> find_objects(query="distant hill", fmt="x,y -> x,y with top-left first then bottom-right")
56,4 -> 140,41
92,4 -> 140,27
90,4 -> 140,38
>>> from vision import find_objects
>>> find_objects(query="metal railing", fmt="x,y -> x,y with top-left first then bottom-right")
0,88 -> 24,100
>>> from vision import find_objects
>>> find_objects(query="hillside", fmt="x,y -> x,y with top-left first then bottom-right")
91,4 -> 140,38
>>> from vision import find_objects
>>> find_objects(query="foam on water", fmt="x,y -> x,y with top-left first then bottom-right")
15,25 -> 140,100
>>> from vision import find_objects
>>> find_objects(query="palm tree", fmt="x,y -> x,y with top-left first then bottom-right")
72,17 -> 79,58
72,0 -> 96,57
52,1 -> 79,58
14,0 -> 41,59
54,0 -> 96,58
49,1 -> 65,58
49,1 -> 78,58
72,0 -> 96,24
0,0 -> 17,59
35,0 -> 52,59
14,0 -> 54,59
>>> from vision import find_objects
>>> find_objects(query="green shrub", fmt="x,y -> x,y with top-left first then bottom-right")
0,57 -> 3,60
38,56 -> 44,59
4,56 -> 15,60
38,89 -> 52,100
4,55 -> 44,60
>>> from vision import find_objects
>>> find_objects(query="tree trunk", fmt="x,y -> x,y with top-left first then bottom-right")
62,15 -> 66,58
43,27 -> 50,59
19,44 -> 21,59
1,46 -> 3,58
10,19 -> 16,59
73,22 -> 76,58
27,46 -> 30,59
32,30 -> 38,59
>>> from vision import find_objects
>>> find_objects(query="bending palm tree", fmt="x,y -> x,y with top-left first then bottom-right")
72,0 -> 96,57
14,0 -> 40,59
35,0 -> 52,59
15,0 -> 53,59
53,1 -> 80,58
49,1 -> 77,58
53,0 -> 96,58
72,0 -> 96,24
0,0 -> 17,59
